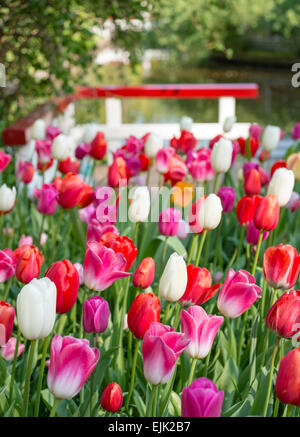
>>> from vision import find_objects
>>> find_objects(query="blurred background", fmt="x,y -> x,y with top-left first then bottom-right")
1,0 -> 300,139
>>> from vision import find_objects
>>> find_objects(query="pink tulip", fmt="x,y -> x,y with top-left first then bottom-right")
74,262 -> 84,285
16,161 -> 34,184
75,143 -> 91,160
46,125 -> 61,141
0,249 -> 16,283
217,268 -> 262,318
156,147 -> 175,174
180,306 -> 224,359
87,221 -> 119,243
0,151 -> 11,172
158,208 -> 181,236
0,301 -> 15,346
177,219 -> 190,240
182,377 -> 224,417
142,322 -> 190,385
35,184 -> 58,215
186,148 -> 215,182
83,241 -> 131,292
18,235 -> 33,247
83,296 -> 110,333
47,334 -> 100,399
40,232 -> 48,246
246,220 -> 269,246
217,186 -> 236,213
35,139 -> 52,164
291,122 -> 300,140
1,337 -> 25,360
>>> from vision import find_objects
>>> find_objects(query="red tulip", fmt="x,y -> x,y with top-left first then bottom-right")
179,264 -> 221,306
266,290 -> 300,339
263,244 -> 300,290
139,153 -> 150,171
100,383 -> 123,413
77,184 -> 94,209
17,161 -> 34,184
58,157 -> 80,174
13,245 -> 44,284
236,195 -> 262,226
128,292 -> 160,339
244,169 -> 261,195
237,136 -> 259,157
45,260 -> 79,314
132,257 -> 155,289
0,300 -> 15,346
270,160 -> 287,177
100,232 -> 137,271
276,347 -> 300,407
90,132 -> 107,161
108,157 -> 129,188
58,172 -> 86,209
253,194 -> 280,231
163,154 -> 188,186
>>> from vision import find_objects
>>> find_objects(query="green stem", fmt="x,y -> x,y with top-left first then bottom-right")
23,339 -> 37,417
196,230 -> 208,267
213,173 -> 220,194
163,301 -> 171,325
146,384 -> 156,417
49,398 -> 60,417
251,230 -> 263,276
263,337 -> 280,417
159,236 -> 169,278
186,234 -> 197,266
133,222 -> 139,245
237,312 -> 248,366
38,214 -> 45,245
50,208 -> 64,263
3,276 -> 13,301
125,339 -> 140,410
188,358 -> 198,386
152,385 -> 159,417
285,404 -> 294,417
34,336 -> 51,417
9,329 -> 21,404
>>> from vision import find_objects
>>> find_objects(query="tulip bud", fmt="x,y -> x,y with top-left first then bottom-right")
158,208 -> 181,236
159,253 -> 187,302
267,168 -> 295,207
1,337 -> 25,360
199,194 -> 223,230
0,301 -> 15,346
45,260 -> 79,314
83,296 -> 110,333
128,186 -> 150,223
223,115 -> 236,133
17,277 -> 57,340
132,257 -> 155,289
58,173 -> 86,209
262,125 -> 281,152
0,185 -> 16,214
145,133 -> 163,158
253,194 -> 280,231
263,244 -> 300,290
236,195 -> 262,226
31,119 -> 46,140
35,184 -> 58,215
276,348 -> 300,407
100,383 -> 123,413
211,138 -> 233,173
0,249 -> 17,283
266,290 -> 300,339
90,132 -> 107,161
244,169 -> 261,195
246,220 -> 269,246
17,161 -> 34,184
52,134 -> 73,161
128,292 -> 160,339
0,151 -> 11,172
14,245 -> 44,284
217,186 -> 236,213
287,152 -> 300,182
180,116 -> 193,132
182,378 -> 224,417
177,219 -> 190,239
108,157 -> 129,188
58,157 -> 80,174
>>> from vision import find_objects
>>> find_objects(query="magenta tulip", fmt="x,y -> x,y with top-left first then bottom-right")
217,268 -> 262,318
47,334 -> 100,399
182,377 -> 224,417
142,322 -> 190,385
217,186 -> 236,213
83,296 -> 110,333
0,249 -> 16,283
1,337 -> 25,360
0,151 -> 11,172
158,208 -> 181,237
180,306 -> 224,359
35,184 -> 58,215
83,241 -> 131,292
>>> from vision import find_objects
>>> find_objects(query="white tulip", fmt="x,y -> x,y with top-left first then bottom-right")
262,125 -> 281,152
145,133 -> 163,159
180,116 -> 193,131
52,134 -> 73,161
0,185 -> 16,212
128,186 -> 150,222
159,253 -> 187,302
223,115 -> 236,133
17,278 -> 57,340
211,138 -> 233,173
267,168 -> 295,207
31,119 -> 46,140
199,194 -> 223,230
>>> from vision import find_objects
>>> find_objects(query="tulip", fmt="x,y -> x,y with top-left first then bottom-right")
128,293 -> 161,339
0,185 -> 16,214
145,133 -> 163,158
158,208 -> 181,236
236,195 -> 262,226
180,116 -> 193,132
170,130 -> 197,154
276,347 -> 300,407
156,147 -> 175,174
253,194 -> 280,231
75,142 -> 91,160
52,134 -> 73,161
262,125 -> 281,152
74,262 -> 84,285
246,221 -> 269,246
223,115 -> 236,133
17,161 -> 34,184
1,337 -> 25,360
83,241 -> 131,292
58,157 -> 80,174
45,260 -> 79,314
267,168 -> 295,207
132,257 -> 155,289
142,322 -> 190,385
46,125 -> 61,141
270,160 -> 287,177
100,383 -> 123,413
186,148 -> 215,183
35,184 -> 58,215
199,194 -> 223,230
287,153 -> 300,182
77,183 -> 94,209
35,139 -> 52,165
31,119 -> 46,140
0,151 -> 11,172
249,123 -> 263,139
182,377 -> 224,417
211,138 -> 233,173
188,197 -> 206,234
217,268 -> 262,318
47,334 -> 99,399
40,232 -> 48,246
100,233 -> 138,272
266,290 -> 300,339
83,296 -> 110,333
58,172 -> 86,209
285,191 -> 300,212
14,245 -> 44,284
179,265 -> 221,307
108,157 -> 129,188
263,244 -> 300,290
237,136 -> 259,158
181,306 -> 223,359
163,154 -> 187,185
244,169 -> 261,195
159,253 -> 187,302
177,219 -> 190,240
217,186 -> 236,213
0,301 -> 15,346
90,131 -> 107,160
0,249 -> 16,283
171,181 -> 194,208
17,277 -> 56,340
18,235 -> 33,247
128,186 -> 150,223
